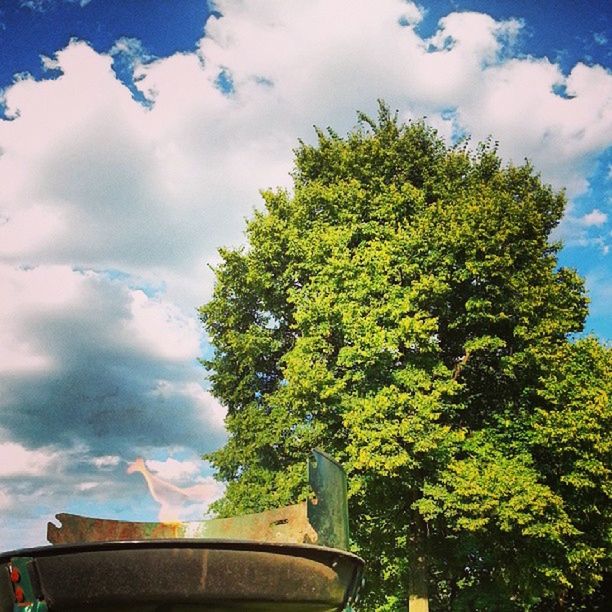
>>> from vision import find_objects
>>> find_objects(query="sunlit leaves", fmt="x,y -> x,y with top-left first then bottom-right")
199,104 -> 607,609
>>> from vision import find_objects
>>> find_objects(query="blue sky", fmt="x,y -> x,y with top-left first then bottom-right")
0,0 -> 610,550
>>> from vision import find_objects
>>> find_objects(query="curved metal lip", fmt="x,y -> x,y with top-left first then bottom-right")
0,538 -> 365,564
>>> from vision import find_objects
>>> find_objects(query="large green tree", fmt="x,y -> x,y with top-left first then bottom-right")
199,105 -> 610,610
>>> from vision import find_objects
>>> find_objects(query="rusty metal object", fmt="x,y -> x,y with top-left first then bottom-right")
1,540 -> 364,611
3,451 -> 365,610
48,502 -> 317,546
48,449 -> 349,550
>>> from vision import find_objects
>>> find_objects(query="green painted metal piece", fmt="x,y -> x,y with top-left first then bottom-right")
307,449 -> 350,550
4,557 -> 48,612
13,599 -> 48,612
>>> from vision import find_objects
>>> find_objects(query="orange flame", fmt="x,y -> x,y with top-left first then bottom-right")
127,457 -> 217,523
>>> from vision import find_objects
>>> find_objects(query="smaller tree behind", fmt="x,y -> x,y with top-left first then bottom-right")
200,104 -> 609,609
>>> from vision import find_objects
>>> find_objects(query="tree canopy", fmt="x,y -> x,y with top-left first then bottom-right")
199,104 -> 610,610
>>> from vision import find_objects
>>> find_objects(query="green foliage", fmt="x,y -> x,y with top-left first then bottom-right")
199,103 -> 609,609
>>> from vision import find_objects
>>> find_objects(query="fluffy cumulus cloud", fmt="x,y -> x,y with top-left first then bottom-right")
0,0 -> 610,549
2,2 -> 610,284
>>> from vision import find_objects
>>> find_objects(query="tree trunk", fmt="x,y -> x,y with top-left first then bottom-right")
408,554 -> 429,612
408,519 -> 429,612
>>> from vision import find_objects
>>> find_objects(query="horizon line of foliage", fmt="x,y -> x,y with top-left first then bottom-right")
199,102 -> 611,610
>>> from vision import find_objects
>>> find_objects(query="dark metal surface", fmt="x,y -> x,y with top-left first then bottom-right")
1,540 -> 364,611
0,564 -> 13,612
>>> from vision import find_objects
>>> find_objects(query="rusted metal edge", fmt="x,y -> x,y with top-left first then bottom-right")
48,450 -> 350,550
47,502 -> 317,546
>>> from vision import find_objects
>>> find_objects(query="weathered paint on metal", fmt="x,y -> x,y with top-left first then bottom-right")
48,502 -> 317,546
0,557 -> 48,612
48,449 -> 351,551
307,448 -> 350,550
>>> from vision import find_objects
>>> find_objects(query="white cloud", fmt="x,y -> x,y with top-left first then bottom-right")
553,206 -> 610,253
19,0 -> 47,10
151,380 -> 227,431
400,1 -> 424,26
91,455 -> 121,469
198,2 -> 607,196
0,263 -> 224,468
110,37 -> 148,58
580,209 -> 608,227
110,37 -> 154,74
0,202 -> 67,257
77,481 -> 99,491
145,457 -> 200,481
125,290 -> 200,361
1,4 -> 609,299
0,264 -> 201,373
0,441 -> 59,477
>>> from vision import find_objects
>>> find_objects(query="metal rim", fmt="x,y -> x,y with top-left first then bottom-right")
1,538 -> 364,563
